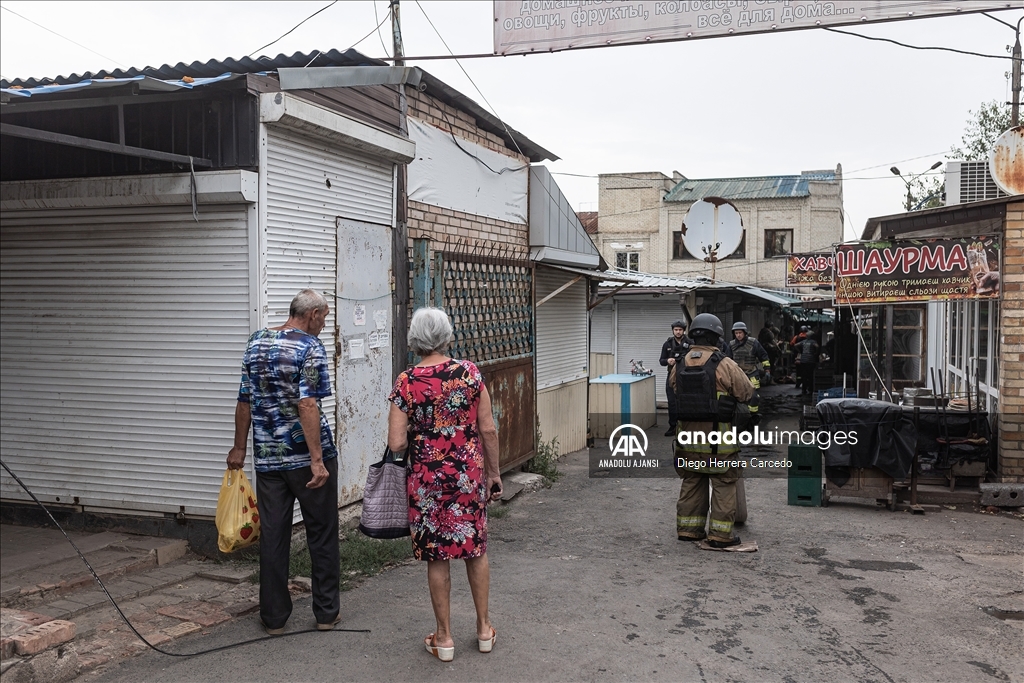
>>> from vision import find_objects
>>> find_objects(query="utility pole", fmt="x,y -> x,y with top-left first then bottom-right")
1012,16 -> 1021,126
391,0 -> 404,66
391,0 -> 410,377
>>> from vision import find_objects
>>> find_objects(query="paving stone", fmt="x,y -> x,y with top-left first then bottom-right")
156,601 -> 231,627
196,566 -> 255,584
0,584 -> 21,600
106,580 -> 149,600
141,631 -> 171,647
31,606 -> 71,622
72,590 -> 110,608
223,599 -> 259,617
78,652 -> 111,672
10,619 -> 75,655
160,622 -> 201,639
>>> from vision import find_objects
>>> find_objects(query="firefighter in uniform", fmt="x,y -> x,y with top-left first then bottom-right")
728,321 -> 770,423
659,320 -> 690,436
674,314 -> 754,547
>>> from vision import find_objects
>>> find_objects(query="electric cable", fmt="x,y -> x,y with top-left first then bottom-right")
249,0 -> 339,57
0,459 -> 370,658
413,0 -> 527,159
820,25 -> 1015,60
425,92 -> 529,175
0,4 -> 127,68
374,1 -> 391,58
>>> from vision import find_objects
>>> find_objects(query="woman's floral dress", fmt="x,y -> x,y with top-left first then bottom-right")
388,359 -> 488,561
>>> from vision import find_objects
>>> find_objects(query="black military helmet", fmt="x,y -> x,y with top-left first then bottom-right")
732,321 -> 747,332
671,320 -> 686,330
800,325 -> 810,333
689,313 -> 724,340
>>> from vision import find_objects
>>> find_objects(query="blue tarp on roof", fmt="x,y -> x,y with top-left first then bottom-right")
664,171 -> 836,202
1,73 -> 235,99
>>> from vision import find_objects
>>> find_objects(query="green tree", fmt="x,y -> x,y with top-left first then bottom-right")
906,175 -> 945,211
949,100 -> 1012,160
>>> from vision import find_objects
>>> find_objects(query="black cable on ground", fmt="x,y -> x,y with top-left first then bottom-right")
0,459 -> 370,658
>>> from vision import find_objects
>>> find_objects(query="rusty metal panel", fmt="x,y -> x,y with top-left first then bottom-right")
479,356 -> 535,472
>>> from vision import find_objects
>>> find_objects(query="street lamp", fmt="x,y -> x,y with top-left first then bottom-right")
891,161 -> 943,212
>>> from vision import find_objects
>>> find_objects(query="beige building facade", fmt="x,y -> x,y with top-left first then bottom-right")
596,168 -> 844,289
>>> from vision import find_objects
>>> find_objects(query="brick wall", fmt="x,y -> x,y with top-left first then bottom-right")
405,88 -> 530,257
999,201 -> 1024,482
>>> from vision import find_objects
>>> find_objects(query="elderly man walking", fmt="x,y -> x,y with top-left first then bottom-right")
227,289 -> 341,635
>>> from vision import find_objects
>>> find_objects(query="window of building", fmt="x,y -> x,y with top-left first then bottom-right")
672,231 -> 745,259
615,251 -> 639,272
764,229 -> 793,258
945,298 -> 1000,413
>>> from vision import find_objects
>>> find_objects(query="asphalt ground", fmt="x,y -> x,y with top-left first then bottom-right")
83,424 -> 1024,683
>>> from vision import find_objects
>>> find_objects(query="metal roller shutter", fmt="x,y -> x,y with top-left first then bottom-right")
590,300 -> 614,354
265,127 -> 395,507
535,268 -> 588,390
615,298 -> 687,406
0,204 -> 250,515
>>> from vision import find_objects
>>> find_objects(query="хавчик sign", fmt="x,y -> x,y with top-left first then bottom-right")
787,253 -> 834,287
834,237 -> 1000,305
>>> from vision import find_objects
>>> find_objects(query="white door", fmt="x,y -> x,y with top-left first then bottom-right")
615,298 -> 687,406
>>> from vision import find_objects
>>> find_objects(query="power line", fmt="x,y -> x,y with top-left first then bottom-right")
413,0 -> 526,158
248,0 -> 339,57
821,26 -> 1014,60
373,1 -> 391,58
0,4 -> 126,68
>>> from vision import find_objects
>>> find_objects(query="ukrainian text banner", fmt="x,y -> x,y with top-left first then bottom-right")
786,253 -> 833,287
494,1 -> 1009,56
834,237 -> 1001,305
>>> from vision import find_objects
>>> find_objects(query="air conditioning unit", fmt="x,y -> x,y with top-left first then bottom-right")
945,160 -> 1008,205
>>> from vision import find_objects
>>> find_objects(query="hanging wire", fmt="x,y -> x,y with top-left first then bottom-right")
413,0 -> 527,158
249,1 -> 340,57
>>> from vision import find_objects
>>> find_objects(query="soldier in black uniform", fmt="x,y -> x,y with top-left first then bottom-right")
659,320 -> 689,436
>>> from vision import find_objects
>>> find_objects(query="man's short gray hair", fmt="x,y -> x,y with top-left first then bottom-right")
290,289 -> 329,317
408,307 -> 453,356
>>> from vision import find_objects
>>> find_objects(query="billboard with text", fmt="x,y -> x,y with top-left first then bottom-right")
834,237 -> 1001,306
494,1 -> 1010,55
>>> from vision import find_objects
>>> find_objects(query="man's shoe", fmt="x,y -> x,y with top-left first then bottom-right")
707,536 -> 741,549
664,426 -> 676,437
317,614 -> 342,631
261,619 -> 285,636
678,534 -> 706,542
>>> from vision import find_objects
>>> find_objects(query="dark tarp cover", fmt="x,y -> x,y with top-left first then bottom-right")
816,399 -> 917,484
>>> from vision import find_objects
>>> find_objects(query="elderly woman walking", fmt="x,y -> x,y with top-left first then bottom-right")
388,307 -> 503,662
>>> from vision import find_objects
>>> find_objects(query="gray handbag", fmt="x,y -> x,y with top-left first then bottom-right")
358,447 -> 410,539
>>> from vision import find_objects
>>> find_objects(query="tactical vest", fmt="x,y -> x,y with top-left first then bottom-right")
675,350 -> 735,423
730,339 -> 757,374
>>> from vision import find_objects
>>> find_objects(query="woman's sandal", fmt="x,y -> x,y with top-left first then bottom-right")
425,633 -> 454,662
478,627 -> 496,653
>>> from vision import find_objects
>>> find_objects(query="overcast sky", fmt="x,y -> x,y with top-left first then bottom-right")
1,1 -> 1020,241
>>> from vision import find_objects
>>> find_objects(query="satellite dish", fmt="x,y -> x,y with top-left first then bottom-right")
989,126 -> 1024,196
681,197 -> 743,261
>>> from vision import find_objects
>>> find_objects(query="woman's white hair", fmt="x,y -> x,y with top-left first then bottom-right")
408,307 -> 453,356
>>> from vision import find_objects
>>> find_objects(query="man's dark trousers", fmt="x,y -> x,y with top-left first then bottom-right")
256,457 -> 340,629
666,375 -> 679,430
800,363 -> 817,396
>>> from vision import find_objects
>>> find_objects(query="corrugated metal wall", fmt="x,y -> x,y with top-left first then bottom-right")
536,379 -> 588,454
0,204 -> 250,515
615,298 -> 686,407
535,268 -> 588,390
264,127 -> 394,507
590,301 -> 614,354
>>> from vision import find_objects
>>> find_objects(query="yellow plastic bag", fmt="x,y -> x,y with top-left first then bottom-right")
216,469 -> 260,553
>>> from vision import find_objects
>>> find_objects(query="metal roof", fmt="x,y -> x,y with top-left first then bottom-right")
664,171 -> 836,202
0,49 -> 557,163
599,269 -> 709,290
1,73 -> 236,99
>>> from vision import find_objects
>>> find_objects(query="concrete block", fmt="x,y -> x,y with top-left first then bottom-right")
10,620 -> 75,656
504,472 -> 549,496
979,482 -> 1024,507
195,566 -> 254,584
